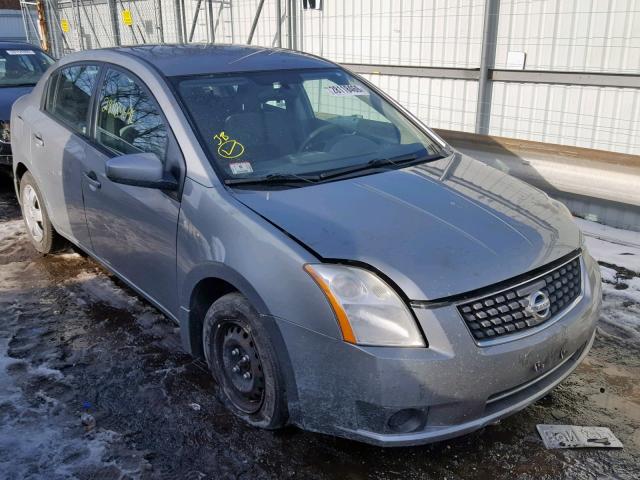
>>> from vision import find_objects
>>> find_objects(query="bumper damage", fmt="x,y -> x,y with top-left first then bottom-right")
276,253 -> 602,446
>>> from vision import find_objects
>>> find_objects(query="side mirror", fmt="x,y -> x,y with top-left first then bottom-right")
105,153 -> 178,190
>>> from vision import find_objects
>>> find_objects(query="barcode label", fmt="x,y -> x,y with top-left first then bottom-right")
324,84 -> 368,96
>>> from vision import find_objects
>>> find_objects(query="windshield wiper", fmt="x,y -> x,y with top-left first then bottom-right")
319,152 -> 443,180
224,172 -> 321,186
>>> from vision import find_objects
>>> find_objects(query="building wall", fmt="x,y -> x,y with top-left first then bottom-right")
0,9 -> 26,42
32,0 -> 640,155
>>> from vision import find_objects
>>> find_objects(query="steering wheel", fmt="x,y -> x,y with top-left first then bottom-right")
298,124 -> 346,153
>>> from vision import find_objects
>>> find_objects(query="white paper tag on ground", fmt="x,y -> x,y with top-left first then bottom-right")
229,162 -> 253,175
6,50 -> 35,55
325,84 -> 368,96
537,425 -> 623,449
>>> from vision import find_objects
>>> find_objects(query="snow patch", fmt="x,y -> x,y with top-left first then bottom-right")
66,271 -> 139,309
578,218 -> 640,274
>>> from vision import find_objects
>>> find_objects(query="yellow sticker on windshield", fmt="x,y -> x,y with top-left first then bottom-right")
214,131 -> 245,159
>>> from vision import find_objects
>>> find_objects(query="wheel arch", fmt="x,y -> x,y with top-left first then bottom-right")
13,162 -> 28,198
181,264 -> 271,360
181,266 -> 300,407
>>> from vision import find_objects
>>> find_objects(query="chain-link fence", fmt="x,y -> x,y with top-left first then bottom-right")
18,0 -> 640,156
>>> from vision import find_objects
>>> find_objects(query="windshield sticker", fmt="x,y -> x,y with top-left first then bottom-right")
229,162 -> 253,175
214,131 -> 245,159
101,97 -> 136,125
325,84 -> 368,96
6,50 -> 35,55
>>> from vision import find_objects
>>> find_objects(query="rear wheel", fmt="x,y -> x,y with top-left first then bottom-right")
19,171 -> 64,254
203,292 -> 287,429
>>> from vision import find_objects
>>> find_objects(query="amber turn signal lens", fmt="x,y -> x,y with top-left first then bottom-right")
304,264 -> 357,344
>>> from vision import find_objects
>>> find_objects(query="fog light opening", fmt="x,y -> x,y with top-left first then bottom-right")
387,408 -> 426,434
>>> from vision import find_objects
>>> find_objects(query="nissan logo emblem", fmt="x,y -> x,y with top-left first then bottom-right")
526,290 -> 551,319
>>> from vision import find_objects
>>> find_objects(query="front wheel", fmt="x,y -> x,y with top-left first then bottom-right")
19,171 -> 64,254
202,292 -> 288,429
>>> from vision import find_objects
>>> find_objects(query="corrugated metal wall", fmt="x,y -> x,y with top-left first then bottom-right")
494,0 -> 640,74
489,82 -> 640,154
30,0 -> 640,155
300,0 -> 484,67
0,9 -> 27,42
363,74 -> 479,133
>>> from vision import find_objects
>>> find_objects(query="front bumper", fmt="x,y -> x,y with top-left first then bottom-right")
277,253 -> 602,446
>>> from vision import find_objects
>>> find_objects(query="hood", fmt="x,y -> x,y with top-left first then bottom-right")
233,154 -> 581,301
0,86 -> 34,120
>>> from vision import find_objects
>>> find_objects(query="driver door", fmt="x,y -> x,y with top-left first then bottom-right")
81,66 -> 183,316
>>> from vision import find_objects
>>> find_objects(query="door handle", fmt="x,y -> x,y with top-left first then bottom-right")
33,132 -> 44,147
83,171 -> 101,190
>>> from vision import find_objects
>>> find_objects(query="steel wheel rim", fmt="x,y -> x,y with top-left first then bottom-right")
215,321 -> 265,414
22,185 -> 44,243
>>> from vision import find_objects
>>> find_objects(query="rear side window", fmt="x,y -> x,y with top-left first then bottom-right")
45,64 -> 99,134
95,68 -> 168,160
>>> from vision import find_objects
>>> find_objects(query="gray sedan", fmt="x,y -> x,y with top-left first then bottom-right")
10,45 -> 601,446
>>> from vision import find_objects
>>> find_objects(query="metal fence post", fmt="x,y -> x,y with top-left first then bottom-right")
174,0 -> 184,42
189,0 -> 204,42
73,0 -> 84,49
291,0 -> 297,50
286,0 -> 293,49
157,0 -> 165,43
107,0 -> 121,45
207,0 -> 214,43
475,0 -> 500,135
276,0 -> 282,47
35,0 -> 49,51
180,0 -> 187,42
247,0 -> 265,44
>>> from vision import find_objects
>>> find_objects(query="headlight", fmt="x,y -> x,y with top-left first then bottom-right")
0,121 -> 10,144
304,264 -> 425,347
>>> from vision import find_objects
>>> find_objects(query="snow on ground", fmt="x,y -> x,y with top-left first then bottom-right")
0,337 -> 133,480
579,218 -> 640,343
578,218 -> 640,274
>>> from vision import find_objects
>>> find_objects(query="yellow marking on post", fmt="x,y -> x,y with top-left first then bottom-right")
60,19 -> 70,33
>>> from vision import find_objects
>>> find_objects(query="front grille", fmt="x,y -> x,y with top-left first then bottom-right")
457,255 -> 582,343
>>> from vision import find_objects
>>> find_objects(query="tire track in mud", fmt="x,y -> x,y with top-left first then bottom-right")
0,175 -> 638,480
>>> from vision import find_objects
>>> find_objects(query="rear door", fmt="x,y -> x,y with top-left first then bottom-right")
81,66 -> 183,316
28,63 -> 100,248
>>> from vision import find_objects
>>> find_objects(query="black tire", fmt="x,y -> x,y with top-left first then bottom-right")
203,292 -> 288,429
19,171 -> 64,254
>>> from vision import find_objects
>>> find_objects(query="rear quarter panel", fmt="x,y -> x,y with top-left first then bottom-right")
10,94 -> 33,176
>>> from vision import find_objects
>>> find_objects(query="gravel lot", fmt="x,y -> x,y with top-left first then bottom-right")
0,174 -> 638,480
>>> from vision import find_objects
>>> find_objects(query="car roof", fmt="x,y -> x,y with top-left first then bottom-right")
0,41 -> 44,51
110,44 -> 337,77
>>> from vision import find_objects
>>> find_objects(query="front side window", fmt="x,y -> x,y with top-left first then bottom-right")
95,68 -> 168,159
174,68 -> 442,182
45,64 -> 99,134
0,48 -> 53,87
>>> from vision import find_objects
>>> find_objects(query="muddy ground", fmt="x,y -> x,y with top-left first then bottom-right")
0,173 -> 638,480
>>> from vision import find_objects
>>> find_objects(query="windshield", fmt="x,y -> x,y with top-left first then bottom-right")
174,68 -> 443,182
0,48 -> 53,87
